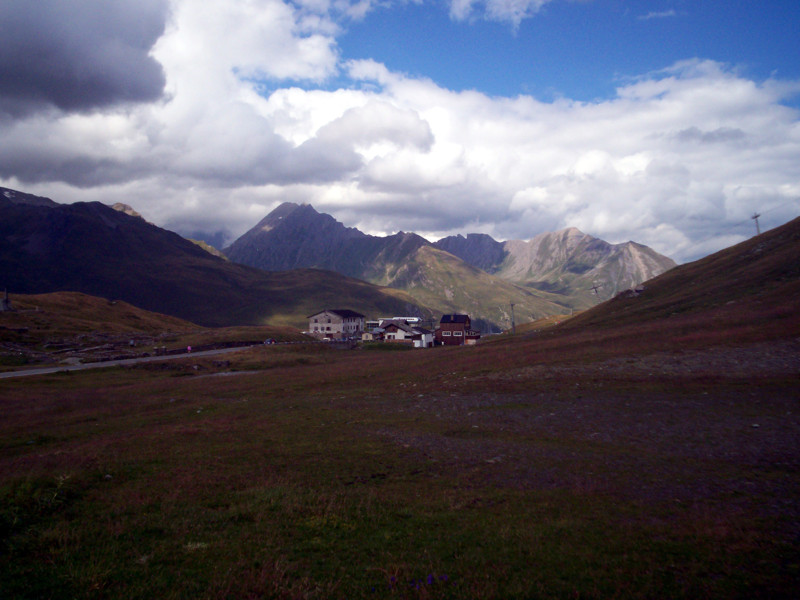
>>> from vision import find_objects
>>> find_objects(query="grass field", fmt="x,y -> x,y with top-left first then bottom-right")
1,334 -> 797,599
2,220 -> 799,598
0,292 -> 311,370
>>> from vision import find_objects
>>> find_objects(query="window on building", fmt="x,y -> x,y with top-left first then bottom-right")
442,331 -> 451,336
454,331 -> 463,336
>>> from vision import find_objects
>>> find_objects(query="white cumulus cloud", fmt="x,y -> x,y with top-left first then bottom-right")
0,1 -> 798,265
449,0 -> 555,27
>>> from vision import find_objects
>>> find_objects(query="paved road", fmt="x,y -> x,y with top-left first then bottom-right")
0,346 -> 254,380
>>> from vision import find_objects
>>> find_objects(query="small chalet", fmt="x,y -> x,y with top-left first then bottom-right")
307,309 -> 365,339
435,314 -> 481,346
380,319 -> 434,348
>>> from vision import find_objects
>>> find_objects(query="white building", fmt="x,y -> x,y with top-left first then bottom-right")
380,319 -> 434,348
307,309 -> 365,339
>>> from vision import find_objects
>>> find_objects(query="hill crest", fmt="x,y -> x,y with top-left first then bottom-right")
558,215 -> 800,345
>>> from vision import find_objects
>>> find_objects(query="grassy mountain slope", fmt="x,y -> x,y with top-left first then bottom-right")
188,239 -> 228,260
376,245 -> 569,331
0,191 -> 431,328
555,215 -> 800,347
1,291 -> 197,336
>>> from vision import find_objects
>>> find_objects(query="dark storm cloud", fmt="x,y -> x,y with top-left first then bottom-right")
0,0 -> 169,116
0,143 -> 151,188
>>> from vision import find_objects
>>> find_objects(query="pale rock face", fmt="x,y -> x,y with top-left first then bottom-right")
111,203 -> 143,219
437,227 -> 676,306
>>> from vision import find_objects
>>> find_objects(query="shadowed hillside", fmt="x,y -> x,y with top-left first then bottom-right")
0,189 -> 431,328
0,291 -> 313,367
0,291 -> 196,336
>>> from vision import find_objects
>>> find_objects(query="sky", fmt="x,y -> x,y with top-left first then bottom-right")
1,0 -> 799,262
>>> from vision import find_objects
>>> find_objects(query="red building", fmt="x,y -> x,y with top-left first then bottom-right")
435,314 -> 481,346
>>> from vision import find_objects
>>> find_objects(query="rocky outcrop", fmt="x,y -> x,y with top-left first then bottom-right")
436,227 -> 676,307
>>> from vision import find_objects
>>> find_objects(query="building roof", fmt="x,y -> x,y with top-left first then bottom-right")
383,320 -> 417,334
440,314 -> 470,324
307,309 -> 365,319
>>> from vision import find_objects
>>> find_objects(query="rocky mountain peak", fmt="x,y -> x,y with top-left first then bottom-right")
111,203 -> 143,220
252,202 -> 304,233
0,187 -> 59,208
225,202 -> 677,320
555,226 -> 586,237
433,232 -> 506,273
224,201 -> 366,272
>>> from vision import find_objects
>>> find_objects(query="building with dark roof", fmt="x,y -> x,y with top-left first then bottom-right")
435,314 -> 481,345
380,319 -> 434,348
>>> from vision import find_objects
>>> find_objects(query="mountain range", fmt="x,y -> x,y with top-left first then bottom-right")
0,187 -> 428,328
434,228 -> 676,306
1,186 -> 675,332
224,202 -> 676,329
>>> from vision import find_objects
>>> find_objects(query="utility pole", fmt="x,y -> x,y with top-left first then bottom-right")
510,303 -> 516,335
751,212 -> 761,236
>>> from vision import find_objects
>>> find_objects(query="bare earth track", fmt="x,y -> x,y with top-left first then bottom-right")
368,338 -> 800,514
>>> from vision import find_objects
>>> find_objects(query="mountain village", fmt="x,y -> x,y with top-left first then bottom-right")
307,309 -> 481,347
0,189 -> 677,332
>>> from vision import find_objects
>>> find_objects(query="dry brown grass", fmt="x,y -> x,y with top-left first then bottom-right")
0,291 -> 198,336
0,292 -> 310,369
1,335 -> 797,598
